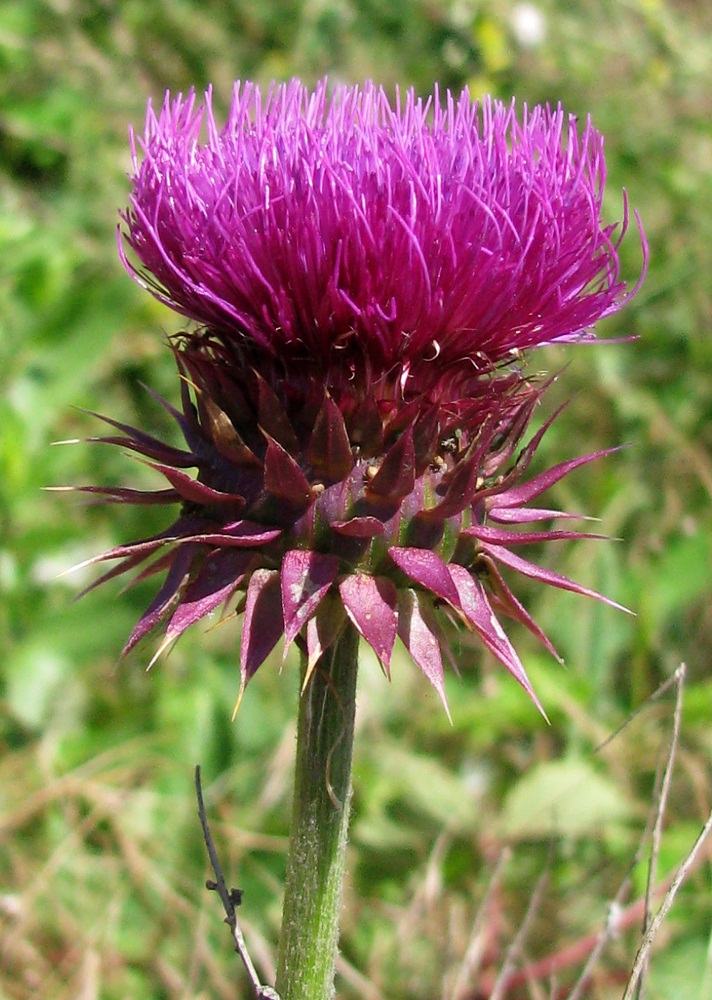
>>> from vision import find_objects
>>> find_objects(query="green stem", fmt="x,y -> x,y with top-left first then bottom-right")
275,623 -> 360,1000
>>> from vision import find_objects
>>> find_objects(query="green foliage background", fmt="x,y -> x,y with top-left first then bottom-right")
1,1 -> 711,997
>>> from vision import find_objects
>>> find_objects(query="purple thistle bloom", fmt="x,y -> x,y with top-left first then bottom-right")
73,79 -> 645,714
121,79 -> 644,406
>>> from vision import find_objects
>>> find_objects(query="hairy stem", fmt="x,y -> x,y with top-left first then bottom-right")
275,623 -> 360,1000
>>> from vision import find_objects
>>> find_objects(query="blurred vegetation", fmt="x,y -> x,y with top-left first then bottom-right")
2,0 -> 712,998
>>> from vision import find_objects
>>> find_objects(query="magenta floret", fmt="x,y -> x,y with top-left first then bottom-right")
121,79 -> 644,400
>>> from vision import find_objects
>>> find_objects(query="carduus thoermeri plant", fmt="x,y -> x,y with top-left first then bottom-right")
68,79 -> 645,1000
77,79 -> 645,713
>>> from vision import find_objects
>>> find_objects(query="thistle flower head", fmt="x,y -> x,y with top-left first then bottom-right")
75,80 -> 645,714
121,79 -> 643,411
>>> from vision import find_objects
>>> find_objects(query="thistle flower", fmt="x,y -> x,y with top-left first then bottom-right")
79,80 -> 645,713
122,79 -> 639,408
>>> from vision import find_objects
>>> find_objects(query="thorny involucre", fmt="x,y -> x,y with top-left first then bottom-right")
76,79 -> 645,713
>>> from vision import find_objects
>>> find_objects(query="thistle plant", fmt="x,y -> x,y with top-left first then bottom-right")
72,79 -> 644,1000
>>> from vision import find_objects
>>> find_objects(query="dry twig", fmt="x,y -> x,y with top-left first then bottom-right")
195,765 -> 281,1000
621,806 -> 712,1000
634,663 -> 686,1000
472,663 -> 708,1000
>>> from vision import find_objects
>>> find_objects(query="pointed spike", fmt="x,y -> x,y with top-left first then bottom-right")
308,394 -> 355,483
480,543 -> 633,614
72,549 -> 162,602
199,393 -> 262,467
142,634 -> 176,673
122,545 -> 197,657
331,517 -> 385,538
339,574 -> 398,676
240,569 -> 284,687
412,408 -> 440,472
179,520 -> 282,548
488,448 -> 623,510
87,433 -> 196,467
166,549 -> 253,641
463,525 -> 608,545
480,391 -> 541,477
421,454 -> 481,521
281,550 -> 340,653
79,408 -> 196,467
388,546 -> 461,609
144,462 -> 245,507
417,599 -> 461,677
366,426 -> 416,500
232,681 -> 247,720
80,386 -> 184,436
176,363 -> 194,402
481,556 -> 562,663
473,398 -> 567,501
509,399 -> 570,475
347,394 -> 384,456
255,373 -> 300,454
447,564 -> 547,717
177,372 -> 203,447
487,506 -> 595,524
397,589 -> 450,719
300,655 -> 319,694
139,379 -> 188,425
69,485 -> 180,505
263,433 -> 314,507
61,521 -> 190,578
305,594 -> 347,679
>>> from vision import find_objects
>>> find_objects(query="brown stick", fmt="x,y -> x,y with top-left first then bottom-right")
195,765 -> 281,1000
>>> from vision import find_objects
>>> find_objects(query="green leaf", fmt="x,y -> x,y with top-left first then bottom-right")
499,757 -> 633,840
362,745 -> 481,833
